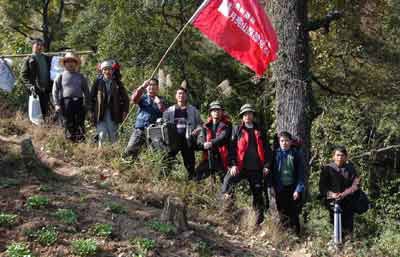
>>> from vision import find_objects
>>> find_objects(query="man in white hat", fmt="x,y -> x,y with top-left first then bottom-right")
52,52 -> 90,142
21,38 -> 52,119
90,60 -> 129,146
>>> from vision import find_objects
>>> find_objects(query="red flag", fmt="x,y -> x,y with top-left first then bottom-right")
193,0 -> 279,76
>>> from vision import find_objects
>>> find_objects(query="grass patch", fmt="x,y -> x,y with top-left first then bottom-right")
130,237 -> 156,256
90,223 -> 113,237
36,226 -> 58,246
54,208 -> 78,224
26,195 -> 49,209
145,220 -> 177,235
106,202 -> 127,214
6,242 -> 33,257
0,213 -> 18,227
71,239 -> 98,257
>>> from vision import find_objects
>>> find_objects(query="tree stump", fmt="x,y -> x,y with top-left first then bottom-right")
160,196 -> 188,231
0,134 -> 37,159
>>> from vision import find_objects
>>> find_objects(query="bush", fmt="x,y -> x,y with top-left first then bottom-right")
90,223 -> 112,237
71,239 -> 98,257
0,213 -> 17,227
36,226 -> 58,246
375,227 -> 400,257
6,242 -> 32,257
26,195 -> 49,209
54,208 -> 78,224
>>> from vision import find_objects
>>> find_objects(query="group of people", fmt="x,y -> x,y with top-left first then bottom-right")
21,38 -> 362,237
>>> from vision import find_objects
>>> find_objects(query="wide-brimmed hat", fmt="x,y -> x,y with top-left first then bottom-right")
239,103 -> 256,116
209,101 -> 223,112
60,52 -> 81,67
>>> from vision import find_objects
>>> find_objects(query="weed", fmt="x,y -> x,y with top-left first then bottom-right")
130,237 -> 156,256
39,184 -> 52,192
71,239 -> 98,257
91,223 -> 113,237
5,242 -> 33,257
26,195 -> 49,209
0,213 -> 17,227
106,202 -> 127,214
145,220 -> 177,235
36,226 -> 58,246
195,240 -> 213,257
54,208 -> 78,224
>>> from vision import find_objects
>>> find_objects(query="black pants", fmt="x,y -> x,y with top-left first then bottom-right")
275,185 -> 302,234
124,128 -> 146,159
166,135 -> 195,178
37,89 -> 51,118
61,98 -> 85,142
221,169 -> 265,224
194,158 -> 225,182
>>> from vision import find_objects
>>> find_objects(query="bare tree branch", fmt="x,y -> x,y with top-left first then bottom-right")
311,74 -> 356,97
352,145 -> 400,160
10,26 -> 30,38
20,22 -> 44,33
56,0 -> 65,24
307,11 -> 343,32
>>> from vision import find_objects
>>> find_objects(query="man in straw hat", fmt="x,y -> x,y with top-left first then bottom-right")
90,60 -> 129,147
22,38 -> 52,119
221,103 -> 272,226
52,52 -> 90,142
194,101 -> 232,182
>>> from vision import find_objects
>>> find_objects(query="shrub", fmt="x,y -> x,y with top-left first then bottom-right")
145,220 -> 176,235
6,242 -> 32,257
130,237 -> 156,255
26,195 -> 49,209
91,223 -> 112,237
376,227 -> 400,257
0,213 -> 17,227
106,202 -> 127,214
36,226 -> 58,246
71,239 -> 98,257
54,208 -> 78,224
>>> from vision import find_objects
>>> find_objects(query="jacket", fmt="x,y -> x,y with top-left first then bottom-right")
163,104 -> 202,132
21,54 -> 52,92
198,115 -> 232,171
90,76 -> 129,125
271,147 -> 305,193
228,122 -> 272,172
319,162 -> 360,200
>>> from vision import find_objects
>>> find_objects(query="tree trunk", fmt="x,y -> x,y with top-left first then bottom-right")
266,0 -> 313,222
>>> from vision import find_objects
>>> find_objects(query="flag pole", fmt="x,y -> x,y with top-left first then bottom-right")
119,0 -> 211,131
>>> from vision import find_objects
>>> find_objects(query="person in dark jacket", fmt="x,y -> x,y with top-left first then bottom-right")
21,38 -> 52,118
271,131 -> 305,235
124,78 -> 166,159
221,104 -> 272,225
319,146 -> 360,235
90,60 -> 129,147
195,101 -> 232,182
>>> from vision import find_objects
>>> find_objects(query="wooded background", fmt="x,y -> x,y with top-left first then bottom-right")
1,0 -> 399,254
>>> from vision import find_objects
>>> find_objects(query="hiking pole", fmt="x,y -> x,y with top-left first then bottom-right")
333,200 -> 342,247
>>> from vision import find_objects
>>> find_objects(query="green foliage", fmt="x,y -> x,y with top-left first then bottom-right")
71,239 -> 98,257
375,178 -> 400,220
106,202 -> 127,214
375,227 -> 400,257
35,226 -> 58,246
54,208 -> 78,224
130,237 -> 156,256
145,220 -> 176,235
26,195 -> 49,209
90,223 -> 112,237
0,213 -> 17,227
194,240 -> 213,257
5,242 -> 32,257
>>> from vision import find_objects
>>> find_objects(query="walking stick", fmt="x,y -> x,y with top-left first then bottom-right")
333,200 -> 342,247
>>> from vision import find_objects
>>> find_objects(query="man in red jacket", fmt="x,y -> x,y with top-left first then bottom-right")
195,101 -> 232,181
221,104 -> 272,225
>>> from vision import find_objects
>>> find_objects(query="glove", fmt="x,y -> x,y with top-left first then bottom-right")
29,86 -> 37,95
204,142 -> 212,150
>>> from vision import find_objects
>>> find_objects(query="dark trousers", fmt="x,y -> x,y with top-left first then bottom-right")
221,169 -> 265,224
61,98 -> 85,142
194,158 -> 225,182
124,128 -> 146,159
166,136 -> 195,178
329,198 -> 354,233
275,185 -> 301,234
37,90 -> 51,118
